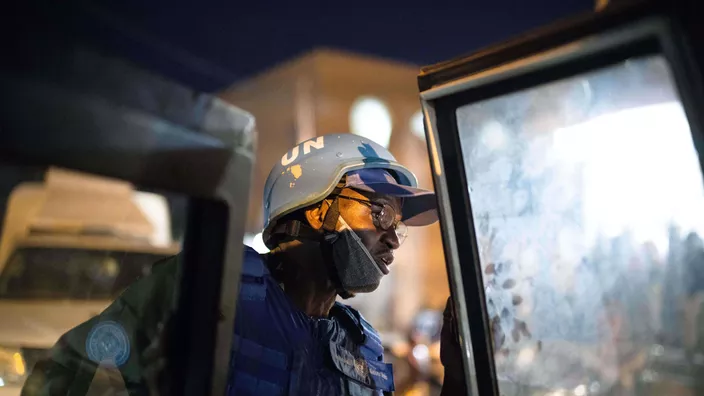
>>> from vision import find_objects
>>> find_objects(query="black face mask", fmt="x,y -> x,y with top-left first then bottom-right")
325,216 -> 385,296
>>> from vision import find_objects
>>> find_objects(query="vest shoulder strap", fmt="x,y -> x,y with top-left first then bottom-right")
239,246 -> 270,302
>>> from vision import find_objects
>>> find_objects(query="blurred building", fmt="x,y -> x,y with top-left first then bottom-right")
219,48 -> 449,331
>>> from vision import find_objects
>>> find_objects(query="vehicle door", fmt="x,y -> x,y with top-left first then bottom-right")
417,0 -> 704,395
0,3 -> 256,395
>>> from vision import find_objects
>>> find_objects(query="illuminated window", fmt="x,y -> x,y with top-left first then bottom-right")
410,110 -> 425,140
349,97 -> 393,148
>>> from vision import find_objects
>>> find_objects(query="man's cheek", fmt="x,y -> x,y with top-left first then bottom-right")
361,237 -> 379,253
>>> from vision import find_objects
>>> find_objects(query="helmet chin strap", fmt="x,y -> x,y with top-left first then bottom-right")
270,196 -> 353,299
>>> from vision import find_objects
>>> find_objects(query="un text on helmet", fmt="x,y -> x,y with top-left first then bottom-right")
281,136 -> 325,166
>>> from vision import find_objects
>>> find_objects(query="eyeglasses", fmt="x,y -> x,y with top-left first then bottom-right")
334,195 -> 408,244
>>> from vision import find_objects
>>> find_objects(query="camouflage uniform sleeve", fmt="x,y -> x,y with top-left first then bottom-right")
21,255 -> 180,396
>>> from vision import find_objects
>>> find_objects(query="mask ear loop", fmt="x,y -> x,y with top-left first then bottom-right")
319,196 -> 353,299
337,214 -> 352,230
322,196 -> 341,232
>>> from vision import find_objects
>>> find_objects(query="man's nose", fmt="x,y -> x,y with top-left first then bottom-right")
383,227 -> 401,250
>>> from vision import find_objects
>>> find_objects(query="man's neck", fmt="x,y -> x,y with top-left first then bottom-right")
267,242 -> 338,318
284,277 -> 338,318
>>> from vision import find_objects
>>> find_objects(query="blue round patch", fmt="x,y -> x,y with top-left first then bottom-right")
86,321 -> 131,367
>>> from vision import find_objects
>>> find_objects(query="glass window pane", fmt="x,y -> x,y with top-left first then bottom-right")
456,55 -> 704,395
0,165 -> 185,395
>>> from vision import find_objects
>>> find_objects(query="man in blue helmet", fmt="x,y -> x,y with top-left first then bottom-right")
228,133 -> 439,395
22,133 -> 459,396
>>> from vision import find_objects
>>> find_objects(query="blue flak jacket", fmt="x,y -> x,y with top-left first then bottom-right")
229,246 -> 395,396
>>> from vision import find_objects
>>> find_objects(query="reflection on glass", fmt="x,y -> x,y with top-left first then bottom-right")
0,248 -> 169,300
0,166 -> 182,394
457,55 -> 704,395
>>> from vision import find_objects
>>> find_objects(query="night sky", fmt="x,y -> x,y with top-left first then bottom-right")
73,0 -> 594,92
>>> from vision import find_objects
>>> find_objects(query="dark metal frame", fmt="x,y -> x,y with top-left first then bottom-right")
0,35 -> 255,396
417,0 -> 704,395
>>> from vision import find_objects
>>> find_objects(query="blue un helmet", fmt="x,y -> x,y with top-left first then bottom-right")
262,133 -> 438,249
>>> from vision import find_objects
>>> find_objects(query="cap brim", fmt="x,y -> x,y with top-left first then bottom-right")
349,182 -> 439,227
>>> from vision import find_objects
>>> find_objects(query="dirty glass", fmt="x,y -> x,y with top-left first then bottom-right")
0,248 -> 168,300
456,55 -> 704,396
0,164 -> 185,395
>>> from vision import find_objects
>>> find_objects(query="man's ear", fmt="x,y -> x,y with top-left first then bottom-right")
304,201 -> 328,230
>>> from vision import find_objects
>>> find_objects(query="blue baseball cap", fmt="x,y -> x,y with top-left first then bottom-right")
344,169 -> 438,227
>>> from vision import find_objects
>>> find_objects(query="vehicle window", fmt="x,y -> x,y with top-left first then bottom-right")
0,165 -> 185,395
0,248 -> 169,300
456,55 -> 704,395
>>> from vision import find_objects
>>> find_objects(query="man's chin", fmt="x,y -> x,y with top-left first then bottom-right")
340,282 -> 381,297
338,291 -> 356,300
